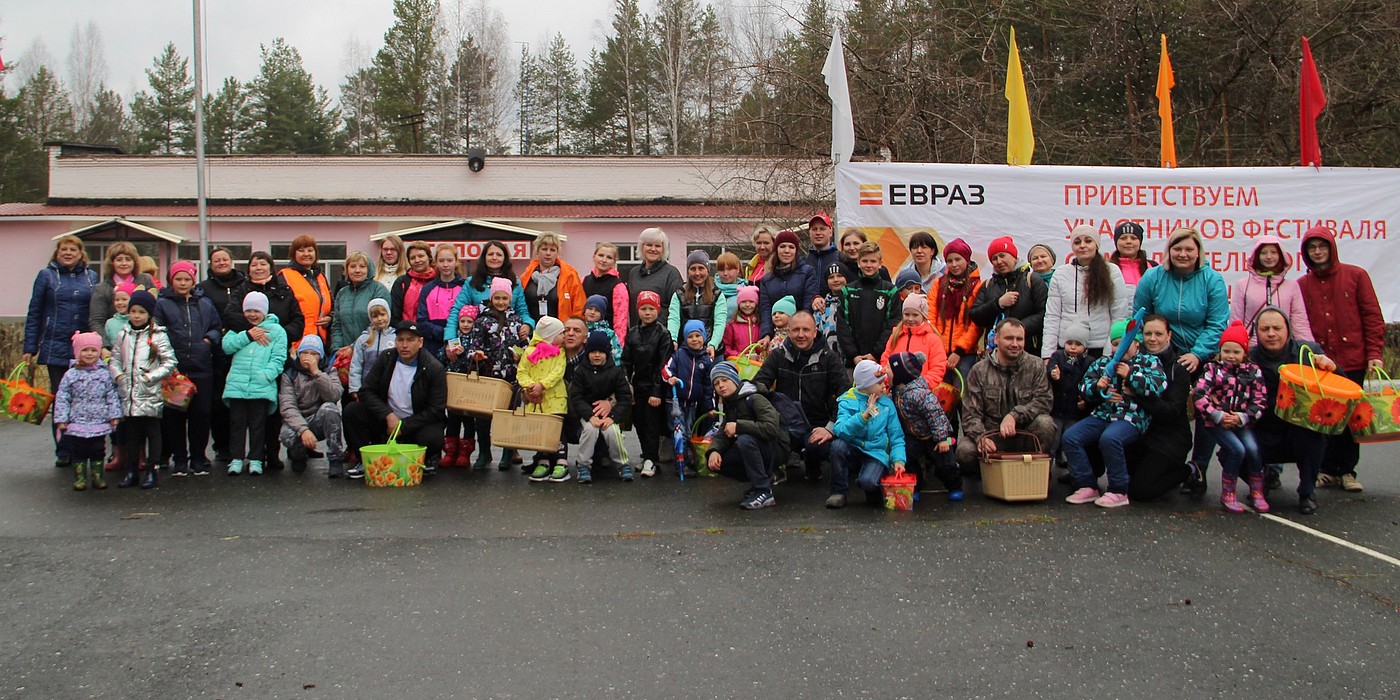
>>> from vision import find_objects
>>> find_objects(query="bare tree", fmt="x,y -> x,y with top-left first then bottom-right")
66,22 -> 108,134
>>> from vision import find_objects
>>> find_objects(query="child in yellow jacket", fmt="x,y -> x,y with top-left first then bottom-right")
518,316 -> 570,482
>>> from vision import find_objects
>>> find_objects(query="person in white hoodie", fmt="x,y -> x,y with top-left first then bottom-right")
1229,235 -> 1314,342
1041,225 -> 1130,358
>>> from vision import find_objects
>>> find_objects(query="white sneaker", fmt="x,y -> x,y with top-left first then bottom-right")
640,459 -> 656,477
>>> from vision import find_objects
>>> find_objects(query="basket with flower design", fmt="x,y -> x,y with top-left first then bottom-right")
1,363 -> 54,425
1353,367 -> 1400,444
1275,346 -> 1362,436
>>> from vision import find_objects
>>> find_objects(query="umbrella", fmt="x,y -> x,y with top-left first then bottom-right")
670,381 -> 687,482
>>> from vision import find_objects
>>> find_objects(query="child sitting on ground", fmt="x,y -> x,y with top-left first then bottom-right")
279,335 -> 348,478
221,291 -> 289,476
766,296 -> 796,353
570,330 -> 635,483
1047,326 -> 1092,468
831,360 -> 907,508
1193,321 -> 1270,513
886,352 -> 960,503
622,291 -> 673,478
705,361 -> 787,510
520,316 -> 571,483
1062,318 -> 1167,509
663,320 -> 717,478
110,290 -> 178,490
54,331 -> 122,491
439,304 -> 481,469
582,294 -> 622,363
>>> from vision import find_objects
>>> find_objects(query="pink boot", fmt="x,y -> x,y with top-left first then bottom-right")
1220,476 -> 1245,513
1248,475 -> 1270,513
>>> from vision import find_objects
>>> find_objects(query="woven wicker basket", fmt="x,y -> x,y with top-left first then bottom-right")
978,431 -> 1051,502
491,402 -> 564,452
446,371 -> 513,416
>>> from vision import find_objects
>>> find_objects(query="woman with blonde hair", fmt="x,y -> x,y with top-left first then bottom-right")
23,234 -> 100,468
626,228 -> 683,327
745,225 -> 777,282
88,241 -> 157,336
520,232 -> 586,322
332,250 -> 390,361
582,241 -> 631,345
374,234 -> 406,288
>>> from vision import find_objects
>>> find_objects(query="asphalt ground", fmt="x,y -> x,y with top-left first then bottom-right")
1,419 -> 1396,699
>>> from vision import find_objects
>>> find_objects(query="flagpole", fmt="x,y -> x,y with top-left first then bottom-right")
192,0 -> 209,271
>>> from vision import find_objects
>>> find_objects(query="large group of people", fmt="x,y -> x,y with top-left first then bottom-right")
25,218 -> 1386,515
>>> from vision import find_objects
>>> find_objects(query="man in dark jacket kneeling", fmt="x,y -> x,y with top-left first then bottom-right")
344,321 -> 448,477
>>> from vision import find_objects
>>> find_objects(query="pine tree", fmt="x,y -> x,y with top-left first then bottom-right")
16,66 -> 74,146
78,86 -> 129,148
129,43 -> 194,154
440,36 -> 499,153
373,0 -> 442,153
204,77 -> 251,154
581,0 -> 654,154
0,93 -> 49,203
245,38 -> 340,154
531,34 -> 582,154
340,67 -> 388,154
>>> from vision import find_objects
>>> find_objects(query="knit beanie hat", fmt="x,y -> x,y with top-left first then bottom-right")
367,298 -> 390,315
987,236 -> 1018,260
686,249 -> 710,268
894,267 -> 922,291
637,291 -> 661,310
168,260 -> 198,283
888,352 -> 925,387
826,262 -> 847,281
902,293 -> 928,319
942,237 -> 972,262
710,361 -> 741,386
736,285 -> 758,305
242,291 -> 269,314
534,316 -> 564,342
585,330 -> 611,354
1027,243 -> 1056,265
1114,221 -> 1145,241
127,290 -> 157,314
774,230 -> 801,250
458,304 -> 479,320
1109,318 -> 1130,342
297,335 -> 325,358
489,277 -> 513,298
683,319 -> 707,343
71,331 -> 102,357
585,294 -> 609,313
1219,320 -> 1250,351
853,359 -> 884,391
114,281 -> 140,298
772,296 -> 797,318
1062,321 -> 1090,347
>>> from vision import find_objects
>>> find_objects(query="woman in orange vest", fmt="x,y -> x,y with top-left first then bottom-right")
279,235 -> 333,349
519,232 -> 585,323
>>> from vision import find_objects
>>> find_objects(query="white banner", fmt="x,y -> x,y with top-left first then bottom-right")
836,162 -> 1400,318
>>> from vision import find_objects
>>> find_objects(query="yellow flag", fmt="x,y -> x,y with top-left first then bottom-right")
1005,26 -> 1034,166
1156,34 -> 1176,168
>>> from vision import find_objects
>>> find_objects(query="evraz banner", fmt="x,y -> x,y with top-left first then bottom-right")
835,162 -> 1400,318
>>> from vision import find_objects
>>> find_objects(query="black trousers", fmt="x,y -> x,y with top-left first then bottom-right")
123,416 -> 162,470
227,398 -> 270,461
210,357 -> 231,457
161,372 -> 213,466
344,401 -> 444,461
632,396 -> 666,462
905,434 -> 960,491
60,434 -> 107,462
46,363 -> 71,459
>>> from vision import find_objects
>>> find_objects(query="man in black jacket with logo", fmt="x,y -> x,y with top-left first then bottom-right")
753,311 -> 851,490
344,321 -> 448,477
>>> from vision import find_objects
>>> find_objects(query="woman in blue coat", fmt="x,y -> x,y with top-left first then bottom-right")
23,235 -> 100,467
758,230 -> 819,339
154,260 -> 223,475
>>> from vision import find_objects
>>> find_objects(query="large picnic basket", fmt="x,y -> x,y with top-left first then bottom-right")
446,370 -> 513,416
978,431 -> 1052,502
491,391 -> 564,452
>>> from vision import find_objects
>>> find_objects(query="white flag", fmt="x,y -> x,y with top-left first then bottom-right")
822,26 -> 855,165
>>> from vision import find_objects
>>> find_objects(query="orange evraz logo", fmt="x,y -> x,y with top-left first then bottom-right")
858,183 -> 986,206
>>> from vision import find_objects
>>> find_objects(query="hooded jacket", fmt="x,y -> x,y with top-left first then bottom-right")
24,260 -> 99,365
109,319 -> 178,418
415,275 -> 466,356
623,319 -> 673,400
517,334 -> 568,414
892,376 -> 954,442
662,344 -> 716,406
447,275 -> 536,343
757,261 -> 819,337
1132,260 -> 1229,360
706,381 -> 785,458
521,258 -> 586,323
155,286 -> 223,376
1041,259 -> 1130,356
1079,351 -> 1167,431
960,350 -> 1053,440
349,324 -> 397,394
835,273 -> 899,362
1192,359 -> 1267,428
1295,226 -> 1384,372
752,337 -> 849,429
331,277 -> 390,350
1229,235 -> 1313,343
569,354 -> 633,424
880,321 -> 948,386
279,361 -> 344,436
221,314 -> 290,407
896,257 -> 947,294
91,272 -> 158,336
929,261 -> 984,357
53,359 -> 122,438
721,310 -> 761,360
834,386 -> 907,467
225,275 -> 305,349
1249,309 -> 1328,435
970,264 -> 1049,355
1048,348 -> 1091,419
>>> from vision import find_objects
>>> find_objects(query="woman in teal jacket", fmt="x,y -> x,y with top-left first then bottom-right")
1132,227 -> 1229,374
830,360 -> 907,507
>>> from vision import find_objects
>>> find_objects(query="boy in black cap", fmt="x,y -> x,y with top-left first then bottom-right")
570,330 -> 634,482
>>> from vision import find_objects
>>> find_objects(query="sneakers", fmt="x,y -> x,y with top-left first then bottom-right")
948,490 -> 964,502
1094,492 -> 1130,508
1298,493 -> 1318,515
1180,461 -> 1206,495
576,465 -> 592,484
1065,487 -> 1100,504
247,460 -> 264,476
640,459 -> 656,478
528,464 -> 551,482
825,493 -> 846,509
1341,474 -> 1364,492
1316,473 -> 1341,488
190,461 -> 211,476
548,465 -> 571,482
227,459 -> 245,476
171,461 -> 190,477
620,463 -> 635,482
346,465 -> 365,479
740,489 -> 776,510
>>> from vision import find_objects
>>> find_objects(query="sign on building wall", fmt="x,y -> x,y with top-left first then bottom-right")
419,240 -> 534,262
836,162 -> 1399,318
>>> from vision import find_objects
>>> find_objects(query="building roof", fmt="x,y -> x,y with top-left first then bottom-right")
0,201 -> 807,221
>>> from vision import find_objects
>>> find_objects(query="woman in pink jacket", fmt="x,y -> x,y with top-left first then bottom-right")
1229,236 -> 1313,343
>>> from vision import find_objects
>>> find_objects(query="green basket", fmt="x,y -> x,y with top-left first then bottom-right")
360,424 -> 426,487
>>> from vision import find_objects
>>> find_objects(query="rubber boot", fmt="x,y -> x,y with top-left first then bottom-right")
442,437 -> 460,470
502,448 -> 519,472
140,464 -> 158,490
91,460 -> 107,490
456,438 -> 475,468
1220,475 -> 1244,513
472,435 -> 493,470
1247,474 -> 1270,513
117,461 -> 140,488
104,445 -> 124,472
73,461 -> 88,491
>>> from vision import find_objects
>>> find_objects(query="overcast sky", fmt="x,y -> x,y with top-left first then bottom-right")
0,0 -> 615,100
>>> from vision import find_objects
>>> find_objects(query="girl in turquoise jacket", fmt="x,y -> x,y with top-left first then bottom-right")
221,291 -> 290,475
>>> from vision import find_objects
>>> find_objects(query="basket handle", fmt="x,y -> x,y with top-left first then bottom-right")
387,421 -> 402,446
1299,345 -> 1329,397
7,361 -> 28,383
977,430 -> 1042,453
1365,364 -> 1393,384
513,386 -> 546,415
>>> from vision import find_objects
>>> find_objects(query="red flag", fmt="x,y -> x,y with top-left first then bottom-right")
0,52 -> 6,72
1299,36 -> 1326,167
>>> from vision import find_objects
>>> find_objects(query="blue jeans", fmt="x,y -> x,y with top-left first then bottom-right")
1064,416 -> 1140,495
1192,416 -> 1217,467
829,439 -> 888,499
717,434 -> 777,490
1207,426 -> 1261,479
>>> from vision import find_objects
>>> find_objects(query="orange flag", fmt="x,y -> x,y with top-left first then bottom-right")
1156,34 -> 1176,168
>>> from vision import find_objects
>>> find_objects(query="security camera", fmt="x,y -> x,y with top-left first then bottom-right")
467,148 -> 486,173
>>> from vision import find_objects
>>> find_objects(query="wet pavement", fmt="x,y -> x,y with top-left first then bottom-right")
1,420 -> 1397,698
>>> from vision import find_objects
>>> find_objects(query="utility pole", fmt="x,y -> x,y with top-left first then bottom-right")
397,112 -> 427,152
192,0 -> 209,272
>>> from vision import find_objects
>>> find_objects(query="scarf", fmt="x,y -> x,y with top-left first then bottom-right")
938,264 -> 977,322
401,267 -> 437,321
532,263 -> 560,299
527,339 -> 561,364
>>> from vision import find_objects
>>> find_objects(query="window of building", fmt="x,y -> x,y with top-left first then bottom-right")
612,242 -> 641,277
270,241 -> 348,282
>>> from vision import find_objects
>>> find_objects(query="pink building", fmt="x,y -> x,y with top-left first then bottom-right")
0,144 -> 824,318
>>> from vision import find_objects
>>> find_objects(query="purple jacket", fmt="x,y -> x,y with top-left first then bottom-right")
53,360 -> 122,438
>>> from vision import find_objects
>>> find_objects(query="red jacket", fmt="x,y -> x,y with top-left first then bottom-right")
881,321 -> 948,386
1296,226 -> 1384,372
